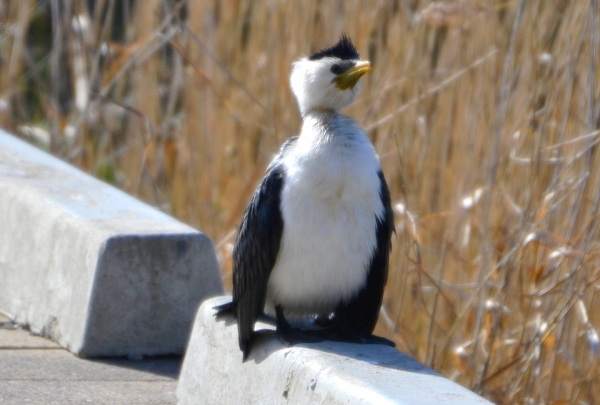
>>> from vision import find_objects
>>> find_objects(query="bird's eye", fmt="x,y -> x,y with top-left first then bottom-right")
330,64 -> 343,75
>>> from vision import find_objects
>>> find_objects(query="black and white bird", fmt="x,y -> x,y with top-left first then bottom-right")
216,35 -> 395,361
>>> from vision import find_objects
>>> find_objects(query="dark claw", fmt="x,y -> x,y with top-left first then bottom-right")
273,305 -> 395,348
327,331 -> 396,347
276,326 -> 329,347
314,313 -> 336,328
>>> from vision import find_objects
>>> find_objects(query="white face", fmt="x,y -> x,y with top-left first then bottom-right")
290,57 -> 363,116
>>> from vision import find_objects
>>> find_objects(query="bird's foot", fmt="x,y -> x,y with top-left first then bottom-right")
275,304 -> 329,347
327,330 -> 396,347
257,313 -> 277,326
276,326 -> 329,347
314,313 -> 336,328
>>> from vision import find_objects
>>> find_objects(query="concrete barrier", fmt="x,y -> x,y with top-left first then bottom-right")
0,130 -> 223,357
177,297 -> 493,405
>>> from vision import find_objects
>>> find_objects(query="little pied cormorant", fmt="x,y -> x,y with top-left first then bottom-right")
216,35 -> 395,361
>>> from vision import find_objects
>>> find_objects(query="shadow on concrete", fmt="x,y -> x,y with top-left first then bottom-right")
299,341 -> 439,375
247,333 -> 436,375
240,327 -> 436,375
91,355 -> 182,379
212,304 -> 436,376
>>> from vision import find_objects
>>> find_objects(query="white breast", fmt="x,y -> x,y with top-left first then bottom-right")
266,112 -> 383,317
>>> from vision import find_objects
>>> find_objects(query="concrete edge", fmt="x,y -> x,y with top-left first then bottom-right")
177,297 -> 494,405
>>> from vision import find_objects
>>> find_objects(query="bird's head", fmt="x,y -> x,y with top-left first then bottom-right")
290,35 -> 372,117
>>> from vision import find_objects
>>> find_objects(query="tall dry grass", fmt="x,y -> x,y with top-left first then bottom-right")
2,0 -> 600,403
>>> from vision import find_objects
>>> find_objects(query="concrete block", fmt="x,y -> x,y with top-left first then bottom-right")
0,130 -> 223,357
177,297 -> 493,405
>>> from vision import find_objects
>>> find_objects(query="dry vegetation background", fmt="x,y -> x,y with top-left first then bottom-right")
1,0 -> 600,403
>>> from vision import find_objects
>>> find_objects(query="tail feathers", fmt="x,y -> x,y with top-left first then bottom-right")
212,300 -> 253,362
242,338 -> 252,362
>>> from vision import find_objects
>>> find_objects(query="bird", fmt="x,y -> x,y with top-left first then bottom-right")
215,34 -> 395,361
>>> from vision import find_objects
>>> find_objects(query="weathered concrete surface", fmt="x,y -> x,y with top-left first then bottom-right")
0,131 -> 223,357
177,297 -> 494,405
0,313 -> 180,404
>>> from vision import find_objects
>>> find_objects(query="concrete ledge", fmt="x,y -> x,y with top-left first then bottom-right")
177,297 -> 493,405
0,130 -> 223,357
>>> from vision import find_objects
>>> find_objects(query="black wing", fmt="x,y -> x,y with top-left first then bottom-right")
231,137 -> 296,360
335,170 -> 395,334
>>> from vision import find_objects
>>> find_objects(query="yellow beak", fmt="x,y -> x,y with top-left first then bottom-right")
333,61 -> 372,90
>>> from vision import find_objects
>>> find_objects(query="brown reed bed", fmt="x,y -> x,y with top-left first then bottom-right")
1,1 -> 599,403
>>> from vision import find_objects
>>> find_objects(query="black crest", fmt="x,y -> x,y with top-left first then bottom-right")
308,34 -> 360,61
